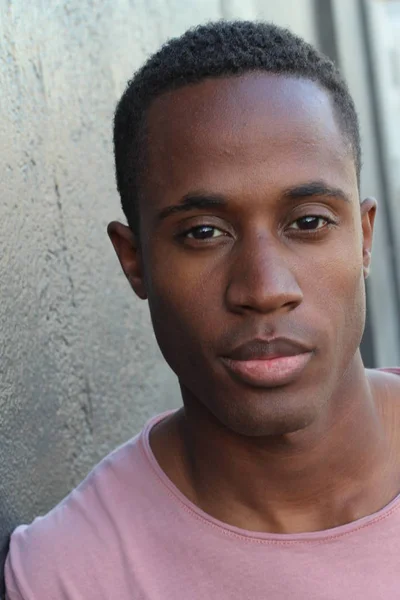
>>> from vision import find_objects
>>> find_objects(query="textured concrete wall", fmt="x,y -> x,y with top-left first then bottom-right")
0,0 -> 318,590
331,0 -> 400,367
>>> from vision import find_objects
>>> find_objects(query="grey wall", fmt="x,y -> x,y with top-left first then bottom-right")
0,0 -> 319,592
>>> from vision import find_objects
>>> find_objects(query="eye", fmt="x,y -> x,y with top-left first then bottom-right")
288,216 -> 332,231
185,225 -> 226,240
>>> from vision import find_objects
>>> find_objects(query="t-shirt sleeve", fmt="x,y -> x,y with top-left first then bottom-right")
5,522 -> 60,599
4,471 -> 116,599
4,437 -> 142,600
5,525 -> 37,600
5,509 -> 101,600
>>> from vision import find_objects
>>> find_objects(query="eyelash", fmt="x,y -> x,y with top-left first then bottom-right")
287,215 -> 336,232
181,215 -> 336,241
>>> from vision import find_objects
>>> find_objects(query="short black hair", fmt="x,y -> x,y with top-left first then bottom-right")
114,20 -> 361,233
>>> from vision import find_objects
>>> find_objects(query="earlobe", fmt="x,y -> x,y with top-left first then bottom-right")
107,221 -> 148,299
363,249 -> 371,279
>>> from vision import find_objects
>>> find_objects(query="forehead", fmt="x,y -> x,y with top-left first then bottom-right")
143,73 -> 357,200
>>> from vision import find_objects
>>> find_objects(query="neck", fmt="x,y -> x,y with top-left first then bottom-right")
165,353 -> 398,533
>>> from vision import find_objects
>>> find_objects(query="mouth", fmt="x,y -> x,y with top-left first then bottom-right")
220,338 -> 313,388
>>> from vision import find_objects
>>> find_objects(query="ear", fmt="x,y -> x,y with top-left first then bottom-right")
107,221 -> 147,299
360,197 -> 377,279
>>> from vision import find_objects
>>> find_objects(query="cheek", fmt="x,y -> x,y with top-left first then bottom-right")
144,255 -> 213,365
145,241 -> 224,324
341,267 -> 366,337
306,237 -> 366,347
148,264 -> 211,325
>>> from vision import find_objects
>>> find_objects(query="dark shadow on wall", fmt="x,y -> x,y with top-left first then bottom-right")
0,513 -> 12,599
361,286 -> 376,368
0,548 -> 9,600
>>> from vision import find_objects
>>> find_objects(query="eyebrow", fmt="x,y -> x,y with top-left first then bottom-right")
157,192 -> 227,221
156,181 -> 350,222
282,181 -> 350,203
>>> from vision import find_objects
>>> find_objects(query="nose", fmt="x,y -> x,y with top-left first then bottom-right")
225,234 -> 303,315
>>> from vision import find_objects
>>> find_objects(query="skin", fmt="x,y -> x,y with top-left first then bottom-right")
108,73 -> 400,533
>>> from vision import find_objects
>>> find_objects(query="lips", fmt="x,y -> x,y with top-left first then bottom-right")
225,338 -> 310,361
221,338 -> 313,388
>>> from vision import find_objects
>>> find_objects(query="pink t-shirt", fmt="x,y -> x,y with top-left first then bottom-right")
6,372 -> 400,599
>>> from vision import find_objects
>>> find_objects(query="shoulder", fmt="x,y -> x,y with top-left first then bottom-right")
367,367 -> 400,387
366,367 -> 400,406
5,428 -> 156,599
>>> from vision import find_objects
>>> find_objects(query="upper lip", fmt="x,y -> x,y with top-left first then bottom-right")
223,338 -> 312,361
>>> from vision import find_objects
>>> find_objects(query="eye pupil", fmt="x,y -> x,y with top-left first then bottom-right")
298,216 -> 320,230
190,226 -> 215,239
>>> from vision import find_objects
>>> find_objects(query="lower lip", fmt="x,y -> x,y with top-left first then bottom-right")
221,353 -> 312,388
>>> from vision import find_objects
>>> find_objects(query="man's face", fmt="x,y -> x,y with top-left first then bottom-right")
111,73 -> 376,436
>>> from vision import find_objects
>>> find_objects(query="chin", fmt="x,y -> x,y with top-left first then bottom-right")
210,390 -> 323,438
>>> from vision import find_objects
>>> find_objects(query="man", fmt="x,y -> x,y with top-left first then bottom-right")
5,20 -> 400,599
